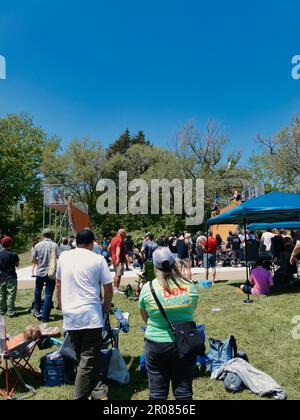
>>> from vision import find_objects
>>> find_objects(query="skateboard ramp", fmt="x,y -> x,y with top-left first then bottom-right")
211,201 -> 240,239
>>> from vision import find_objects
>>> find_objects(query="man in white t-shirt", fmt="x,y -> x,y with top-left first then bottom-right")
56,229 -> 113,400
261,229 -> 275,253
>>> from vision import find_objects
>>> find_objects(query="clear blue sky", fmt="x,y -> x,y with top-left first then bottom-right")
0,0 -> 300,160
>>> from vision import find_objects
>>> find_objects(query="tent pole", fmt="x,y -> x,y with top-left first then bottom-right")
243,218 -> 253,304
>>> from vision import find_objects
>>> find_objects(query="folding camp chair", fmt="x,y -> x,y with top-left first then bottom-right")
125,261 -> 156,300
0,316 -> 38,400
144,261 -> 155,282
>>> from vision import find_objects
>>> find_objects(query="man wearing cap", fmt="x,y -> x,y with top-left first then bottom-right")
168,233 -> 178,260
0,236 -> 19,317
31,228 -> 59,322
56,229 -> 113,400
141,233 -> 158,263
176,232 -> 192,280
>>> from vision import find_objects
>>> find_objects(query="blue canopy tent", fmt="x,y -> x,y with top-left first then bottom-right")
207,192 -> 300,226
207,192 -> 300,303
247,221 -> 300,231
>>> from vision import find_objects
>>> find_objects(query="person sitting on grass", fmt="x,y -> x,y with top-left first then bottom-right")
133,248 -> 143,270
240,258 -> 274,296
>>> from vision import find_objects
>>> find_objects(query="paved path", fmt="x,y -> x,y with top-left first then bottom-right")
17,265 -> 247,289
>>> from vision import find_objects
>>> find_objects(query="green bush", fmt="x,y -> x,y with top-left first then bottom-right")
12,226 -> 41,253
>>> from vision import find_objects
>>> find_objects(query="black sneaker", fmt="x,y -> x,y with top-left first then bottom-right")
31,309 -> 42,320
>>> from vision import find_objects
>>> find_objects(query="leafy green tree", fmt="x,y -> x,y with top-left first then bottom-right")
102,152 -> 130,182
131,130 -> 151,146
175,121 -> 251,214
107,129 -> 151,159
106,128 -> 132,158
249,117 -> 300,192
42,138 -> 106,219
97,143 -> 191,231
0,113 -> 51,224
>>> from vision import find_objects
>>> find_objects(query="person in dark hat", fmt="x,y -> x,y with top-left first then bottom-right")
0,236 -> 19,317
56,228 -> 113,400
141,233 -> 158,263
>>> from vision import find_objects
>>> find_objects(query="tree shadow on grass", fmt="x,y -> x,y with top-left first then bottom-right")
107,356 -> 211,400
226,282 -> 245,288
108,355 -> 148,400
194,365 -> 210,379
15,305 -> 31,311
15,307 -> 32,316
226,281 -> 300,296
48,314 -> 63,322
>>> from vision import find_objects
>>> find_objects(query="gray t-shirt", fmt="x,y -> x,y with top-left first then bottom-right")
59,244 -> 72,255
32,239 -> 58,277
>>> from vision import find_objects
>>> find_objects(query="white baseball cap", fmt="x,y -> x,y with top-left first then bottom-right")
153,247 -> 175,270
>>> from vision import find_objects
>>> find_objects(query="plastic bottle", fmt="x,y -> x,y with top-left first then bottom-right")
0,316 -> 6,356
114,308 -> 129,333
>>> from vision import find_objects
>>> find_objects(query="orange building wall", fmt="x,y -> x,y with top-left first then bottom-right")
70,206 -> 91,233
211,201 -> 241,240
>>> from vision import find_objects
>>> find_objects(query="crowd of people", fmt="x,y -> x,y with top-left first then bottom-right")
1,227 -> 300,321
0,226 -> 300,400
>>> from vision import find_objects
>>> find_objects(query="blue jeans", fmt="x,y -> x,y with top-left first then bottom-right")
242,284 -> 253,295
204,253 -> 216,269
144,339 -> 196,400
34,275 -> 56,321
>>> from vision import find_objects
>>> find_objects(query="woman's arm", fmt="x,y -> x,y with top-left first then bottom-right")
290,240 -> 300,265
249,273 -> 255,286
140,309 -> 149,324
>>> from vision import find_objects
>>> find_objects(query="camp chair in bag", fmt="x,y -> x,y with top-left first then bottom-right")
102,314 -> 120,349
144,261 -> 155,282
0,317 -> 38,400
129,261 -> 156,300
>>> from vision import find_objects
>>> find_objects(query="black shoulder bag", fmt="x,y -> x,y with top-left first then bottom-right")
150,281 -> 205,358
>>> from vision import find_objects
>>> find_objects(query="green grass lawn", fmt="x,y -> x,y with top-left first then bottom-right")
1,282 -> 300,400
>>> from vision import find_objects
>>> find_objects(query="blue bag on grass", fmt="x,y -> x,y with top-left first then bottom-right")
197,324 -> 206,343
107,347 -> 130,385
40,352 -> 76,387
197,354 -> 210,367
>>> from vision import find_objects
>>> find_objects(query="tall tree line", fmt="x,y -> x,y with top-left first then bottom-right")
1,113 -> 299,239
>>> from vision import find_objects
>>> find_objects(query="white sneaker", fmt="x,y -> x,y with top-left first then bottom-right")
114,288 -> 124,295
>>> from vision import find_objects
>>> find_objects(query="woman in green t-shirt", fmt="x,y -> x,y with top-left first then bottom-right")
139,246 -> 199,400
